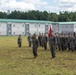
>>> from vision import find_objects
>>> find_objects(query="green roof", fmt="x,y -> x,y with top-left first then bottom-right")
57,22 -> 76,25
1,19 -> 76,25
0,19 -> 53,24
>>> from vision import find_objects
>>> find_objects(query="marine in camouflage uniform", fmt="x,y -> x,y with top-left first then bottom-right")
43,33 -> 47,50
38,33 -> 42,46
70,34 -> 75,52
57,34 -> 62,51
73,32 -> 76,51
32,34 -> 39,58
61,34 -> 66,51
41,33 -> 44,47
64,34 -> 68,50
27,33 -> 32,47
67,33 -> 71,51
49,31 -> 56,59
55,33 -> 60,50
18,35 -> 22,47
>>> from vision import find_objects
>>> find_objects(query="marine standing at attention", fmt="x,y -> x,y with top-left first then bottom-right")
27,33 -> 32,47
18,35 -> 22,47
49,31 -> 56,59
32,34 -> 39,58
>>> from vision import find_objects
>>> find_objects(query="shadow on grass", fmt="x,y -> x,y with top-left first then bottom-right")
64,58 -> 75,60
38,49 -> 50,52
22,57 -> 34,60
15,46 -> 31,49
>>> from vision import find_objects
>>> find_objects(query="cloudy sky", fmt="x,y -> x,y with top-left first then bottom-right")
0,0 -> 76,13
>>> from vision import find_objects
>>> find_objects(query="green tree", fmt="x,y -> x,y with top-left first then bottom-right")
50,13 -> 58,22
8,10 -> 22,19
0,12 -> 7,18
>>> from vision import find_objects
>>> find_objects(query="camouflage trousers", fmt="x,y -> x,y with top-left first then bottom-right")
50,45 -> 56,58
33,46 -> 38,58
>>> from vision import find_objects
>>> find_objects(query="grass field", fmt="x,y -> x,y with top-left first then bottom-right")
0,36 -> 76,75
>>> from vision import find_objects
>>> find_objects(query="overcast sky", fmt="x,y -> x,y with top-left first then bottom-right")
0,0 -> 76,13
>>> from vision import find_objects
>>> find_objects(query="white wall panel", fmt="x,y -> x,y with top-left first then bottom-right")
29,23 -> 46,35
74,24 -> 76,32
0,23 -> 7,35
11,23 -> 25,35
38,24 -> 45,34
59,24 -> 74,33
29,23 -> 37,35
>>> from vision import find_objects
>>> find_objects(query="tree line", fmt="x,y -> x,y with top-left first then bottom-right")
0,10 -> 76,22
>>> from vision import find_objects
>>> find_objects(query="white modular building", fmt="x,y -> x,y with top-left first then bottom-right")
0,22 -> 7,35
0,19 -> 52,36
57,22 -> 76,34
0,19 -> 76,36
49,22 -> 76,34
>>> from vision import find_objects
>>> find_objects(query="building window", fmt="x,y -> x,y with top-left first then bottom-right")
22,24 -> 24,27
9,30 -> 11,32
46,31 -> 48,33
27,30 -> 29,32
0,32 -> 1,35
27,26 -> 29,29
13,24 -> 15,27
22,32 -> 24,35
39,25 -> 40,27
46,28 -> 48,30
57,25 -> 58,27
71,26 -> 73,28
13,32 -> 15,35
9,24 -> 11,26
35,32 -> 36,34
35,25 -> 36,27
46,25 -> 48,27
26,24 -> 29,28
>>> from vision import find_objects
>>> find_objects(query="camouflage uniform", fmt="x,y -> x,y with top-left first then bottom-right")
32,34 -> 39,58
74,33 -> 76,50
67,34 -> 71,51
18,35 -> 22,47
38,33 -> 42,46
61,35 -> 66,51
70,34 -> 75,52
57,34 -> 61,51
49,35 -> 56,58
27,34 -> 32,47
43,34 -> 47,50
41,33 -> 44,47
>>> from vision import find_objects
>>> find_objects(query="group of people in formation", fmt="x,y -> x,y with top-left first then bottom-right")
17,31 -> 76,59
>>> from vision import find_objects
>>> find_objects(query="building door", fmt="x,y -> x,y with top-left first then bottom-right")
25,24 -> 29,36
45,25 -> 48,34
7,24 -> 12,36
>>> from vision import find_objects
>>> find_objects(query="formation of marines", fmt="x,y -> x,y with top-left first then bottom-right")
17,32 -> 76,59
